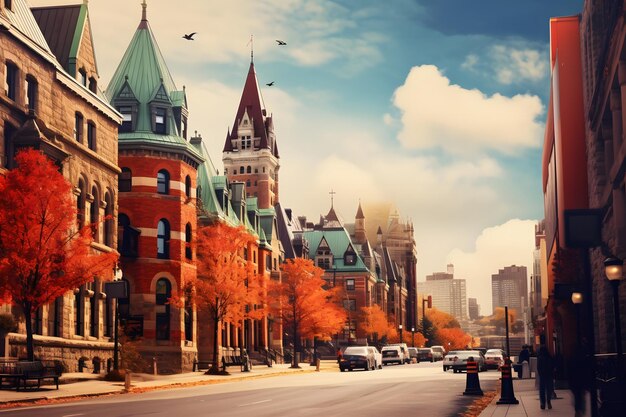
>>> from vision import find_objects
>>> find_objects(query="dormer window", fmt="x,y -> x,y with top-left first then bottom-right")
316,248 -> 332,270
88,77 -> 97,93
119,106 -> 133,132
4,0 -> 12,11
78,68 -> 87,87
241,135 -> 251,149
4,61 -> 17,101
25,75 -> 37,112
344,252 -> 356,266
154,108 -> 166,134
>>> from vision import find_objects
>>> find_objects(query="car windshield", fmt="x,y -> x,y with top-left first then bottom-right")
418,348 -> 431,353
344,347 -> 368,355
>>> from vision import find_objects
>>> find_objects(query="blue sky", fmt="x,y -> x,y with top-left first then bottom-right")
31,0 -> 584,314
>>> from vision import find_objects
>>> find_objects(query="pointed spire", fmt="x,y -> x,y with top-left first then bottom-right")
356,200 -> 364,219
142,0 -> 147,21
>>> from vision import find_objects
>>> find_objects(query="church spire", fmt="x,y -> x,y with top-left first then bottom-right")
138,0 -> 148,28
356,200 -> 364,219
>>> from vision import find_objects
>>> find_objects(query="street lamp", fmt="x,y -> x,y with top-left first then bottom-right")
399,324 -> 403,344
411,327 -> 415,347
604,257 -> 623,357
572,292 -> 583,349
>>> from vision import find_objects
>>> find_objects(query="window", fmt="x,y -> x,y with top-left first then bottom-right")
155,278 -> 171,340
74,286 -> 84,336
119,168 -> 132,192
185,175 -> 191,198
343,299 -> 356,311
246,180 -> 251,187
25,75 -> 37,112
77,179 -> 86,228
239,166 -> 244,174
184,289 -> 193,342
90,186 -> 99,242
119,106 -> 133,132
104,192 -> 113,247
247,166 -> 252,174
154,108 -> 166,134
346,279 -> 355,291
344,252 -> 356,266
88,77 -> 97,93
185,223 -> 192,260
157,219 -> 170,259
87,122 -> 96,150
181,116 -> 187,139
78,68 -> 87,87
4,0 -> 12,11
4,61 -> 17,101
157,169 -> 169,194
343,320 -> 356,341
74,112 -> 83,142
88,282 -> 97,337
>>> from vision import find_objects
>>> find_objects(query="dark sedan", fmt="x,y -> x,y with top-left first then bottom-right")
417,348 -> 435,362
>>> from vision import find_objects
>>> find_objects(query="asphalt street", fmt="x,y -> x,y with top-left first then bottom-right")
0,362 -> 501,417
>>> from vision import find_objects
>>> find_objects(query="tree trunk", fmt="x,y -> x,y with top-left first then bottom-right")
23,302 -> 34,361
292,303 -> 299,368
211,308 -> 219,374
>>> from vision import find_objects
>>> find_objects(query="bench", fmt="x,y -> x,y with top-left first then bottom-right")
0,360 -> 21,390
15,361 -> 61,390
192,360 -> 213,372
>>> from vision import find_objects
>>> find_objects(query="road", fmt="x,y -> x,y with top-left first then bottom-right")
0,362 -> 500,417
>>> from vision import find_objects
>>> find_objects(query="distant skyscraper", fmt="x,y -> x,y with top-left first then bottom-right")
468,298 -> 480,320
491,265 -> 528,317
417,265 -> 467,320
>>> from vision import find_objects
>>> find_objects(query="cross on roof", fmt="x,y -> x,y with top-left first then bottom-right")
329,189 -> 336,208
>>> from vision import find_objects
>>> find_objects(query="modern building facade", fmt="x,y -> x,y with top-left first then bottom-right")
491,265 -> 528,318
468,298 -> 480,320
1,0 -> 121,369
417,265 -> 467,320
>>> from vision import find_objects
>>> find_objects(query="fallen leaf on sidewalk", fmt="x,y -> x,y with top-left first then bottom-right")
458,390 -> 497,417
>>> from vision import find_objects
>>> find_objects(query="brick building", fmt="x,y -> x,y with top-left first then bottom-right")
105,2 -> 203,373
1,0 -> 121,370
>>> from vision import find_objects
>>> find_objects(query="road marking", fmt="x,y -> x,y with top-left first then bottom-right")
238,399 -> 271,407
62,414 -> 85,417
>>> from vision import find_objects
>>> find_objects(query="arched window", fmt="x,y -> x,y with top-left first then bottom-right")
26,75 -> 38,112
88,77 -> 97,94
104,192 -> 113,247
184,287 -> 193,342
77,179 -> 86,228
74,285 -> 84,336
90,186 -> 99,242
185,175 -> 191,198
246,166 -> 251,174
239,166 -> 244,174
157,219 -> 170,259
157,169 -> 169,194
155,278 -> 171,340
196,185 -> 202,200
119,167 -> 132,192
185,223 -> 192,260
74,112 -> 83,142
87,121 -> 96,151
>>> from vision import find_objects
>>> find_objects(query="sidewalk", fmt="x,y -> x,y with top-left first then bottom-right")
0,361 -> 332,406
479,378 -> 585,417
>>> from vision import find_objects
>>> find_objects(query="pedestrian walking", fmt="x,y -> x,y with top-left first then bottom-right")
568,344 -> 591,417
537,345 -> 555,410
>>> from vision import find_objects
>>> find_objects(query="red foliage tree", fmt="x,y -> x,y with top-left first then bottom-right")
174,222 -> 261,374
271,258 -> 345,368
436,327 -> 473,350
359,304 -> 393,343
0,149 -> 118,360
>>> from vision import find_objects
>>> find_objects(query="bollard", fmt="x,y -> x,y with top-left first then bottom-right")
153,357 -> 157,375
463,358 -> 483,396
496,360 -> 519,404
316,357 -> 320,372
521,361 -> 530,379
124,371 -> 131,392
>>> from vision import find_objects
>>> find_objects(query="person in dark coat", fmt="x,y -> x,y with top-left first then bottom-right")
568,344 -> 591,417
516,345 -> 531,378
537,345 -> 555,410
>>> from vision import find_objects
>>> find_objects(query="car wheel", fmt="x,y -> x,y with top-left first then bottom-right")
443,366 -> 447,371
379,363 -> 382,369
431,358 -> 434,363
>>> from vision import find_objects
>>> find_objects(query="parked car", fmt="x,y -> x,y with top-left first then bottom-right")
387,343 -> 410,364
430,345 -> 446,361
381,345 -> 403,365
449,350 -> 486,373
367,346 -> 383,369
417,347 -> 435,362
484,348 -> 505,370
339,346 -> 376,372
443,350 -> 460,371
407,347 -> 419,363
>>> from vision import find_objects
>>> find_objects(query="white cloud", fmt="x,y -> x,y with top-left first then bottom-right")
492,45 -> 548,85
447,219 -> 538,316
392,65 -> 544,154
461,54 -> 479,70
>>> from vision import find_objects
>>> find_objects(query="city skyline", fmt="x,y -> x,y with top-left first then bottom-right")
28,0 -> 583,314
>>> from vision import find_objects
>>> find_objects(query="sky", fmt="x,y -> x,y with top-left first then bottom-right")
30,0 -> 584,315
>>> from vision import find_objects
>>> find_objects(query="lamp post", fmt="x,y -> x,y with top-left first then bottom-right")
572,292 -> 583,349
412,327 -> 415,347
399,324 -> 403,344
604,257 -> 623,358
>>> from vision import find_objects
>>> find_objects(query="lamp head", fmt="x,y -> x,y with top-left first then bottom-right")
571,292 -> 583,304
603,257 -> 623,281
412,327 -> 415,332
399,324 -> 402,330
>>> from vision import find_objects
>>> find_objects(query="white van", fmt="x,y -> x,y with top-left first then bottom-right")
381,345 -> 403,365
388,343 -> 410,364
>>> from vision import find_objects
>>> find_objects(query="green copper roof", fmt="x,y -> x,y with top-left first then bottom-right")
194,141 -> 223,217
303,229 -> 369,273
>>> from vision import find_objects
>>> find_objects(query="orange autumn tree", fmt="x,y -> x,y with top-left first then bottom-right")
178,222 -> 260,374
359,305 -> 394,343
426,308 -> 460,330
0,149 -> 118,361
436,327 -> 473,350
272,258 -> 345,368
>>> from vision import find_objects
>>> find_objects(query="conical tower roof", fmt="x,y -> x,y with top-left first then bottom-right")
104,1 -> 201,161
356,202 -> 365,219
224,63 -> 276,156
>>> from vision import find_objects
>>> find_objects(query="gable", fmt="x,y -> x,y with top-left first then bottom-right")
150,83 -> 171,104
115,79 -> 138,101
74,11 -> 98,77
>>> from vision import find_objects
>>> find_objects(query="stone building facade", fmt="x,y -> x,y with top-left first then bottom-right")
0,0 -> 121,371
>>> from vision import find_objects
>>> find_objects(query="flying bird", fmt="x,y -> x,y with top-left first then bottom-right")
183,32 -> 197,40
276,40 -> 286,45
266,81 -> 275,86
